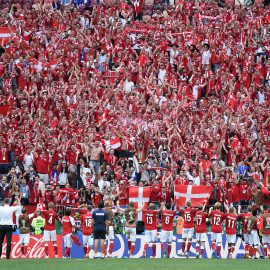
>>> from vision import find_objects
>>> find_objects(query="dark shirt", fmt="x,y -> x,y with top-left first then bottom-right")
92,208 -> 108,230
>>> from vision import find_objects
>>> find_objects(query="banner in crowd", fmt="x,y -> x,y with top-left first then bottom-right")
2,233 -> 245,259
174,185 -> 213,207
129,186 -> 151,219
1,235 -> 62,259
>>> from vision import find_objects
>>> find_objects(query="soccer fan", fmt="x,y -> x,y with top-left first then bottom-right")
80,206 -> 93,258
104,200 -> 115,258
179,201 -> 197,258
224,207 -> 238,259
142,203 -> 159,258
194,203 -> 208,259
259,205 -> 270,258
209,202 -> 224,258
42,202 -> 62,258
160,203 -> 177,258
238,205 -> 253,258
62,208 -> 76,258
18,208 -> 35,258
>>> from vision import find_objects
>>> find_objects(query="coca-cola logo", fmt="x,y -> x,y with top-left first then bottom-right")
2,236 -> 45,258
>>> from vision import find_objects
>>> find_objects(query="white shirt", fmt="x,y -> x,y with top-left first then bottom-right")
202,50 -> 211,65
123,80 -> 134,93
23,153 -> 34,170
0,204 -> 22,225
186,172 -> 201,186
158,69 -> 166,85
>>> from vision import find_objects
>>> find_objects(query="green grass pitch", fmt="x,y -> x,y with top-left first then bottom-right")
0,258 -> 270,270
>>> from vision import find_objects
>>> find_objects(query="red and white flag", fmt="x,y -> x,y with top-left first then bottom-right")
0,27 -> 16,45
43,59 -> 58,69
129,186 -> 150,220
105,137 -> 121,150
174,185 -> 212,207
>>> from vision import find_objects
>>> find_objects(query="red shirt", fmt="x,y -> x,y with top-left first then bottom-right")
43,210 -> 59,231
195,211 -> 208,233
143,209 -> 159,230
81,213 -> 93,235
62,215 -> 75,236
224,213 -> 238,235
181,208 -> 197,229
210,210 -> 224,233
240,212 -> 252,234
161,210 -> 176,231
35,156 -> 49,174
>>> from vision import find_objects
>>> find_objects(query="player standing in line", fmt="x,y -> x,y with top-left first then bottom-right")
209,202 -> 224,258
42,202 -> 62,258
238,205 -> 253,258
117,201 -> 144,258
18,208 -> 35,258
259,205 -> 270,258
224,207 -> 238,259
247,209 -> 263,259
194,204 -> 208,259
160,203 -> 177,258
104,201 -> 115,258
142,203 -> 159,258
80,206 -> 93,258
179,201 -> 197,258
62,208 -> 76,258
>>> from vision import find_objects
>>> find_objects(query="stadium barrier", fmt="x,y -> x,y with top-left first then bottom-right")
1,232 -> 245,259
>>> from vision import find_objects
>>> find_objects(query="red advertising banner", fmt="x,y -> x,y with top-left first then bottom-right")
1,234 -> 63,259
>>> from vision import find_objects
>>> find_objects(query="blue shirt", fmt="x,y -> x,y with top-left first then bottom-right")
92,209 -> 108,230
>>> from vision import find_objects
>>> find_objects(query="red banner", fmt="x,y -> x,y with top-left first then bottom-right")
1,234 -> 62,259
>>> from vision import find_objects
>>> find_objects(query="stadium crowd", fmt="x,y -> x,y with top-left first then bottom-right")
0,0 -> 270,246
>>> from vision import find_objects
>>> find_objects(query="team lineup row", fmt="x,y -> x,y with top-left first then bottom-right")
16,201 -> 270,260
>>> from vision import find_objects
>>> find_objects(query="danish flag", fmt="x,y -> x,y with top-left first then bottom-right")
0,27 -> 16,44
129,186 -> 150,220
174,185 -> 212,207
104,137 -> 121,150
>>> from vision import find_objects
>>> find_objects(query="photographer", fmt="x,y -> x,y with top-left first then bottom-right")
0,197 -> 22,259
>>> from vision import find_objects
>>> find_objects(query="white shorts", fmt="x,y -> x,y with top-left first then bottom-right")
160,230 -> 173,243
211,232 -> 222,243
106,226 -> 115,241
226,234 -> 236,244
262,234 -> 270,244
196,233 -> 207,242
182,228 -> 194,239
83,235 -> 93,247
145,229 -> 157,243
248,230 -> 260,246
43,230 -> 57,242
125,227 -> 136,242
20,234 -> 30,245
63,234 -> 72,248
244,233 -> 249,244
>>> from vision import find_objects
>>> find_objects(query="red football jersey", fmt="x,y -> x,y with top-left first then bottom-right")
240,212 -> 252,234
210,210 -> 224,233
181,208 -> 197,229
43,210 -> 59,231
143,209 -> 159,230
62,216 -> 75,236
224,213 -> 238,235
195,211 -> 208,233
81,213 -> 93,235
161,210 -> 176,231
